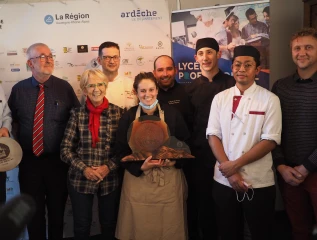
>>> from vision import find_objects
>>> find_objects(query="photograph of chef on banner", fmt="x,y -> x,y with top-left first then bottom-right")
172,1 -> 270,88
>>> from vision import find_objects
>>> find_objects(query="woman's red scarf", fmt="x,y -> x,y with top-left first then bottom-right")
86,97 -> 109,148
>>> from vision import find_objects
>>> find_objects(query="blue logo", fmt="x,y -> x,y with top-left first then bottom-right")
44,15 -> 54,25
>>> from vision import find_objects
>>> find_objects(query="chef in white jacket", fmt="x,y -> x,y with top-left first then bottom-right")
206,45 -> 282,240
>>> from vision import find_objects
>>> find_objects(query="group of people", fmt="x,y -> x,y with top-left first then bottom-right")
193,6 -> 270,69
0,27 -> 316,240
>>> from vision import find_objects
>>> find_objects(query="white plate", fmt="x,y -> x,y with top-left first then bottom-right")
0,137 -> 23,172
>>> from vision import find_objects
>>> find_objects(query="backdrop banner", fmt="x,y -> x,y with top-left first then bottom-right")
0,0 -> 171,238
171,0 -> 270,88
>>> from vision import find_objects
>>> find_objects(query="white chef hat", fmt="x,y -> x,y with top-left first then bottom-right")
190,10 -> 202,19
201,10 -> 216,22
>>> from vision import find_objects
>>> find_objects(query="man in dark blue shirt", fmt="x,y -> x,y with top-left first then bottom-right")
8,43 -> 80,240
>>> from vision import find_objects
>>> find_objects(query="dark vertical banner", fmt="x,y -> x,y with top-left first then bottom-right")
172,1 -> 270,89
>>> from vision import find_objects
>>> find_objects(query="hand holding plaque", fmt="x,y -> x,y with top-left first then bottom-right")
122,115 -> 194,162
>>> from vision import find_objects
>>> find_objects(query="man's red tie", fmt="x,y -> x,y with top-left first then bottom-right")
33,84 -> 44,156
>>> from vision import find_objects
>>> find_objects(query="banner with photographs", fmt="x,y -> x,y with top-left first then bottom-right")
0,0 -> 170,239
172,0 -> 270,88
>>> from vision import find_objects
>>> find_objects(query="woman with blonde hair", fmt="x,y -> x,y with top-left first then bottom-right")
61,69 -> 123,240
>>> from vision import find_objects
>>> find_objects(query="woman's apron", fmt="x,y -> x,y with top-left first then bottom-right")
116,104 -> 188,240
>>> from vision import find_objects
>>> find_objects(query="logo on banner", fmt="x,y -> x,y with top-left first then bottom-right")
77,75 -> 81,81
91,47 -> 99,51
149,56 -> 158,63
54,61 -> 63,70
62,76 -> 69,81
90,58 -> 100,68
44,15 -> 54,25
124,71 -> 132,78
121,59 -> 132,65
124,43 -> 134,51
139,44 -> 153,50
7,51 -> 17,56
136,56 -> 145,66
48,13 -> 90,25
178,62 -> 201,80
67,62 -> 86,67
55,13 -> 89,21
121,8 -> 162,21
156,41 -> 164,49
63,47 -> 72,53
11,68 -> 20,72
125,90 -> 136,99
77,45 -> 88,53
10,63 -> 20,68
0,19 -> 4,30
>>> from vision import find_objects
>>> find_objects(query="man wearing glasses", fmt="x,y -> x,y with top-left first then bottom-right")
8,43 -> 80,240
97,41 -> 137,110
206,45 -> 281,240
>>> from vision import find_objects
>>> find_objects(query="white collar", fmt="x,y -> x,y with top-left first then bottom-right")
233,81 -> 257,96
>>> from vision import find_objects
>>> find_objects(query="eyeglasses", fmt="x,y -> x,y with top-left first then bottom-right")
29,54 -> 56,61
232,63 -> 255,71
86,82 -> 106,89
102,55 -> 120,62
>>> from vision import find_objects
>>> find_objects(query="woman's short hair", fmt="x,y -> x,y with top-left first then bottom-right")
80,69 -> 108,91
133,72 -> 158,92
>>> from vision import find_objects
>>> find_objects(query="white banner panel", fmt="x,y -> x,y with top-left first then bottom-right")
0,0 -> 171,97
0,0 -> 171,238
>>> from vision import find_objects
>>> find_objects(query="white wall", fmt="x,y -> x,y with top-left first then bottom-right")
270,0 -> 303,87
